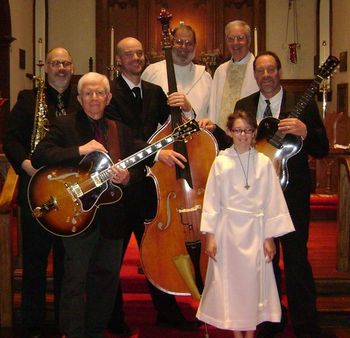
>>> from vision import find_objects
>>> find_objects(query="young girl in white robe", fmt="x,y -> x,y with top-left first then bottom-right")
196,110 -> 295,338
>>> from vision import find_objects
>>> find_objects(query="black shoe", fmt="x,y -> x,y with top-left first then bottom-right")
156,315 -> 202,331
107,321 -> 132,337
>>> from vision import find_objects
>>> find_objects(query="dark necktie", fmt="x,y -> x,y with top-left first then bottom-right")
132,87 -> 142,113
93,119 -> 106,147
56,93 -> 67,116
263,99 -> 272,118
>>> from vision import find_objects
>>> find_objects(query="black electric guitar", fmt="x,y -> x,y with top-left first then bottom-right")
27,119 -> 200,237
256,55 -> 339,190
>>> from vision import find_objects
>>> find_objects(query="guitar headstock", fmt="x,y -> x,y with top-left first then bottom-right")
158,9 -> 173,50
318,55 -> 340,80
172,119 -> 200,141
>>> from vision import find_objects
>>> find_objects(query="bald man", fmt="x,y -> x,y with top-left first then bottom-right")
3,47 -> 80,338
106,37 -> 200,335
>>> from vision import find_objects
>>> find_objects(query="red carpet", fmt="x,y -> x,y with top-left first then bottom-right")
105,235 -> 293,338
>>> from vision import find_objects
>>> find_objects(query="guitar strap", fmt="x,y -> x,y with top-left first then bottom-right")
106,119 -> 121,163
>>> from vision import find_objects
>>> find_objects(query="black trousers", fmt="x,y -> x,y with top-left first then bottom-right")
60,225 -> 123,338
273,219 -> 319,335
19,178 -> 64,330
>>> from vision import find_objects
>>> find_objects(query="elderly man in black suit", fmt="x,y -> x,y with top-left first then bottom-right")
106,37 -> 201,335
31,72 -> 146,338
3,47 -> 80,338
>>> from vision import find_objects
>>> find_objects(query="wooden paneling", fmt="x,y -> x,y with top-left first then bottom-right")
95,0 -> 266,73
337,157 -> 350,272
0,0 -> 15,149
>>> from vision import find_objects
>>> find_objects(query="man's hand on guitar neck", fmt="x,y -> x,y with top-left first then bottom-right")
278,117 -> 308,140
110,165 -> 130,185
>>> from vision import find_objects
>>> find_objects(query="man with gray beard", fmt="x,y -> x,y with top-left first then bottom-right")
142,24 -> 212,120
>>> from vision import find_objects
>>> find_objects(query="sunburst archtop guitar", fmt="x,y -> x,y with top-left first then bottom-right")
27,119 -> 200,237
256,55 -> 339,190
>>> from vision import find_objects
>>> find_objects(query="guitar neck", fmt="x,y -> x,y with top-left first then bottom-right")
288,75 -> 323,119
271,76 -> 323,144
97,133 -> 176,183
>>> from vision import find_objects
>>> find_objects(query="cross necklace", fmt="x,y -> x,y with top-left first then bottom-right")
235,148 -> 251,190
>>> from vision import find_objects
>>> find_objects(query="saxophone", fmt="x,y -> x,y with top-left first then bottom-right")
29,74 -> 49,154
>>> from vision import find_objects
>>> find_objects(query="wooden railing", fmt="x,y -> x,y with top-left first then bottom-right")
0,154 -> 18,327
337,157 -> 350,272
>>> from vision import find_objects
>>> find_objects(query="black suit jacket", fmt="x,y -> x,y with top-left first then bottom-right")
106,76 -> 172,222
234,90 -> 329,225
31,110 -> 147,238
3,84 -> 79,175
3,84 -> 80,205
106,76 -> 170,140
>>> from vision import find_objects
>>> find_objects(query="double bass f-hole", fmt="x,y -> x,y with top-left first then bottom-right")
157,191 -> 176,230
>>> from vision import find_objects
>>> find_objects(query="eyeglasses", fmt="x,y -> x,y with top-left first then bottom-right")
80,91 -> 107,99
226,35 -> 246,43
255,67 -> 278,75
231,128 -> 254,134
173,39 -> 194,48
48,60 -> 73,68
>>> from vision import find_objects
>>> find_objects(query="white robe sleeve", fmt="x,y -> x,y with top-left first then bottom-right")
200,160 -> 221,234
208,62 -> 228,123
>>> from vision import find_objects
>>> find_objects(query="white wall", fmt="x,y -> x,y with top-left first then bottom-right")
48,0 -> 95,75
9,0 -> 34,109
266,0 -> 317,79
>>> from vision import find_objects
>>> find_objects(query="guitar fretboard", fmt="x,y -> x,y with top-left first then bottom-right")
97,134 -> 175,183
289,75 -> 323,119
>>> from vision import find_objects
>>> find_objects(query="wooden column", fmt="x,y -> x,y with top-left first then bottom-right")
337,157 -> 350,271
0,158 -> 18,327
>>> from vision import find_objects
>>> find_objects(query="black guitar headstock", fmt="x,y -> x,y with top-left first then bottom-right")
317,55 -> 340,80
158,9 -> 173,50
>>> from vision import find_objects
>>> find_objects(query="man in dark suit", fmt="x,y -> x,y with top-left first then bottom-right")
31,72 -> 146,338
200,51 -> 329,338
3,47 -> 80,338
106,37 -> 201,335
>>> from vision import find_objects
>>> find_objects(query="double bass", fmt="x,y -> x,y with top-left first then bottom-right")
140,9 -> 218,300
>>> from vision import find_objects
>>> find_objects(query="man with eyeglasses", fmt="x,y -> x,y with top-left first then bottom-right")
203,51 -> 328,338
30,72 -> 147,338
207,20 -> 259,130
3,47 -> 80,338
141,23 -> 212,119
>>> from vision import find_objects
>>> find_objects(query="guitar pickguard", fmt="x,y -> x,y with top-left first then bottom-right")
256,117 -> 303,190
